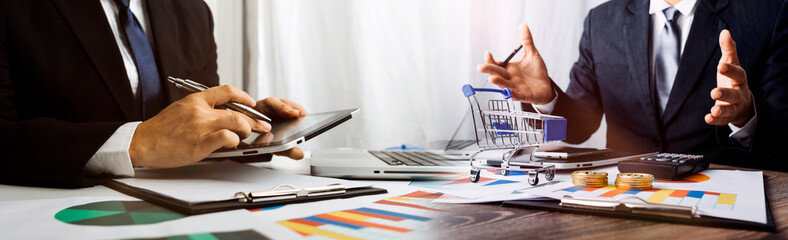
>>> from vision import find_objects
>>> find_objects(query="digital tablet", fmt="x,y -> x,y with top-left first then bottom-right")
207,108 -> 358,158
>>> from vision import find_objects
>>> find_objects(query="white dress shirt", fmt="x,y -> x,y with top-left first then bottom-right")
532,0 -> 756,148
84,0 -> 152,177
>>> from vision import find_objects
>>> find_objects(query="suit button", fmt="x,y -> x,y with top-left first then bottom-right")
651,138 -> 661,148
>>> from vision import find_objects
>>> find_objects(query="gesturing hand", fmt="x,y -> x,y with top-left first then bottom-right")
477,24 -> 555,104
130,85 -> 271,168
254,97 -> 308,160
705,30 -> 754,127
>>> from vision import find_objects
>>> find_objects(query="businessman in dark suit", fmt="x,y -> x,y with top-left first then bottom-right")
0,0 -> 306,188
478,0 -> 788,170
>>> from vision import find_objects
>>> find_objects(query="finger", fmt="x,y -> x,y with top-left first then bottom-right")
520,24 -> 540,57
484,51 -> 502,65
274,147 -> 305,160
212,110 -> 254,139
477,63 -> 511,79
710,87 -> 742,103
710,104 -> 735,118
200,85 -> 256,108
261,97 -> 302,118
280,98 -> 308,116
704,113 -> 730,126
489,75 -> 516,89
199,129 -> 241,154
718,29 -> 739,66
717,63 -> 747,87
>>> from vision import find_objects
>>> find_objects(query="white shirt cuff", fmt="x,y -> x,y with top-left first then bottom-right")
531,90 -> 559,115
84,121 -> 141,177
728,100 -> 757,148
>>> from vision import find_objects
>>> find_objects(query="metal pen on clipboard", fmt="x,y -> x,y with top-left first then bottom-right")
167,76 -> 272,121
234,184 -> 347,203
560,195 -> 700,219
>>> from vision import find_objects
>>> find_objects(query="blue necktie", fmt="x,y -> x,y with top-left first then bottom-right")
654,7 -> 682,114
115,0 -> 164,119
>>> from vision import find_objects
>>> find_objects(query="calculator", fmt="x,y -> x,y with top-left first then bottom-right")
617,153 -> 709,180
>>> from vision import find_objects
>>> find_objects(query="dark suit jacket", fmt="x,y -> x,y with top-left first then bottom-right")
551,0 -> 788,171
0,0 -> 219,187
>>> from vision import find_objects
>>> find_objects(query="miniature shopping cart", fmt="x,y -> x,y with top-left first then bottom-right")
462,84 -> 567,185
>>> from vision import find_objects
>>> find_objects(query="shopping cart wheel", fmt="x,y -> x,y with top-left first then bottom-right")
501,170 -> 510,176
470,169 -> 481,183
528,172 -> 539,185
545,169 -> 555,181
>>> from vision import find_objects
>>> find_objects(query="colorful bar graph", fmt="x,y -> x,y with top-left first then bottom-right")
278,191 -> 440,240
554,186 -> 738,210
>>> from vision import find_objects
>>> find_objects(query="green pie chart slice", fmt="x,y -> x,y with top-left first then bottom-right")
55,201 -> 185,226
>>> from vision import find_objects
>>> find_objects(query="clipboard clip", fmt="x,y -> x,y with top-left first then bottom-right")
560,195 -> 700,219
234,183 -> 347,203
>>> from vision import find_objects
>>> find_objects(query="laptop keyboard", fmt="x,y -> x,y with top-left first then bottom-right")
369,151 -> 463,166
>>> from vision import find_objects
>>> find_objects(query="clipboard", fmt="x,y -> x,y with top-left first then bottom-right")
501,188 -> 776,232
105,180 -> 387,215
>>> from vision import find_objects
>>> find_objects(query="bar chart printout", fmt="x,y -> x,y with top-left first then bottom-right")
555,186 -> 737,210
277,191 -> 445,240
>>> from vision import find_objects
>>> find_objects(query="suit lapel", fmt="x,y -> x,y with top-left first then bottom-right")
145,0 -> 182,104
51,0 -> 137,120
660,0 -> 728,124
623,0 -> 661,134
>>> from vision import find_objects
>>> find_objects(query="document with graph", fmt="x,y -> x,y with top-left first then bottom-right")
525,169 -> 768,224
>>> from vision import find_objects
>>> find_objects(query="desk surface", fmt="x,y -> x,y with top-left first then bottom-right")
432,164 -> 788,239
1,160 -> 786,239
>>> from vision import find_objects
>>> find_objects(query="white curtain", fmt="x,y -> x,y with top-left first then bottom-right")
228,0 -> 608,150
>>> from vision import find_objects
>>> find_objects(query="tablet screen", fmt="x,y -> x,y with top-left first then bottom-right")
217,109 -> 357,151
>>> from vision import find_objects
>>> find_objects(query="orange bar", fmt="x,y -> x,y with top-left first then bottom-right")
345,210 -> 404,221
669,190 -> 690,198
315,214 -> 412,233
599,189 -> 628,198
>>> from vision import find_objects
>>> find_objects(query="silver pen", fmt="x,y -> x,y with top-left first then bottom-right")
167,76 -> 272,122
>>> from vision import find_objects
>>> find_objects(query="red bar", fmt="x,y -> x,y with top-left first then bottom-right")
401,191 -> 444,199
289,218 -> 324,227
374,200 -> 444,212
580,187 -> 601,192
705,192 -> 720,196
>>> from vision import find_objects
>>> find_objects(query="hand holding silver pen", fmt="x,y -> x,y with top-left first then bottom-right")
167,76 -> 272,122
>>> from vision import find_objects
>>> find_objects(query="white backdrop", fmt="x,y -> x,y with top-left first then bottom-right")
206,0 -> 608,150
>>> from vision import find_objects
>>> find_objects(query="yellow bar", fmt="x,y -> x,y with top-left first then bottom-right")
601,185 -> 617,190
385,197 -> 418,202
327,211 -> 371,221
278,221 -> 362,240
717,194 -> 737,205
646,189 -> 675,203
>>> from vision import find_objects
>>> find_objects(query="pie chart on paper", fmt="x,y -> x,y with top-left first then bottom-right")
654,173 -> 711,183
55,201 -> 185,226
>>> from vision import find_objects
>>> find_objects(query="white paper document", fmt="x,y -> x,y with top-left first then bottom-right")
115,161 -> 370,203
525,169 -> 768,224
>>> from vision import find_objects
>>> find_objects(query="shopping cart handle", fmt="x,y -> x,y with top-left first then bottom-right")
462,84 -> 513,99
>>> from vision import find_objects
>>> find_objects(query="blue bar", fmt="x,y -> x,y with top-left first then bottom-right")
623,190 -> 641,195
686,191 -> 705,199
355,208 -> 430,221
561,186 -> 587,193
303,216 -> 364,229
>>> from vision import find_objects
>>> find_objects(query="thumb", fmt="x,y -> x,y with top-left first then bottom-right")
519,24 -> 540,58
485,51 -> 497,64
719,29 -> 739,66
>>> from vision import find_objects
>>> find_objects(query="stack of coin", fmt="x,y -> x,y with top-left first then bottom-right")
571,170 -> 608,187
615,173 -> 655,190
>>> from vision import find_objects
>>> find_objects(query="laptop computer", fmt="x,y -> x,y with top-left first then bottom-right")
310,108 -> 644,179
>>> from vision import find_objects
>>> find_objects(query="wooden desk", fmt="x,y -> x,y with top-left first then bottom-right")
432,165 -> 788,239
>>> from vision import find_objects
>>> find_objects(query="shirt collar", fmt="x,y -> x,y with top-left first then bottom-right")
649,0 -> 698,16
